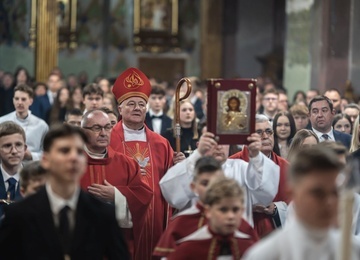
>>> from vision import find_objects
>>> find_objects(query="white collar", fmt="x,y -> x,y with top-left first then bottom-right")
1,163 -> 21,182
15,111 -> 32,121
84,145 -> 107,159
148,109 -> 163,117
312,127 -> 334,141
46,182 -> 80,215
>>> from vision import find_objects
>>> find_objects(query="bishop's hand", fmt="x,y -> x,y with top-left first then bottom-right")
87,180 -> 115,203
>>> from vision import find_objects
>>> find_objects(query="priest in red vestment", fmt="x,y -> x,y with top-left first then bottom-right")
230,114 -> 290,237
80,109 -> 153,259
110,68 -> 185,260
154,156 -> 258,258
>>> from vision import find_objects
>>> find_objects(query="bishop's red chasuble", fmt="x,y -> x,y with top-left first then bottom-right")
110,122 -> 174,260
154,202 -> 259,257
230,146 -> 290,237
167,226 -> 256,260
80,147 -> 152,259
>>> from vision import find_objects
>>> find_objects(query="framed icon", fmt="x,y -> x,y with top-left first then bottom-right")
133,0 -> 179,52
207,79 -> 257,145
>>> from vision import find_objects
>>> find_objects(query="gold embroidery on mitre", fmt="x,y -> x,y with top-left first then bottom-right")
124,70 -> 144,89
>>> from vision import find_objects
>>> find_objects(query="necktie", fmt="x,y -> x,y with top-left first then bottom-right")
7,178 -> 16,200
322,134 -> 329,140
58,205 -> 71,254
151,115 -> 162,119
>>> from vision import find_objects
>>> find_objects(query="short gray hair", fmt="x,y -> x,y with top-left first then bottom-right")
256,114 -> 271,124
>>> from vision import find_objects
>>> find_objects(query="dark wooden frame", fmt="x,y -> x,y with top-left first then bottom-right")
207,78 -> 257,145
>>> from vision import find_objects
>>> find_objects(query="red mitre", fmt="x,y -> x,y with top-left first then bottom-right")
112,67 -> 151,104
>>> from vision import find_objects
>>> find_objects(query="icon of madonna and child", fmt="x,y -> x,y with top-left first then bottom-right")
217,90 -> 249,134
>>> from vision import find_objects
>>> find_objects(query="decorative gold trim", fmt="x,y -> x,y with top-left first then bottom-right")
172,0 -> 178,34
154,247 -> 175,253
117,92 -> 149,104
134,0 -> 140,34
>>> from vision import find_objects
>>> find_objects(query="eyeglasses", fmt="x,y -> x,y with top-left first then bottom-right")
1,143 -> 25,153
263,97 -> 278,102
83,124 -> 113,133
255,129 -> 274,136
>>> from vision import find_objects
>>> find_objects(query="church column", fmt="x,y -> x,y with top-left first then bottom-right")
200,0 -> 223,79
35,0 -> 58,82
284,0 -> 351,100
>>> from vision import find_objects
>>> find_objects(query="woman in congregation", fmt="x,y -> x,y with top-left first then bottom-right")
272,111 -> 296,159
163,100 -> 200,157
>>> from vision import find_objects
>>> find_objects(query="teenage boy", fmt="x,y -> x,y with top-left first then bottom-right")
0,124 -> 129,259
0,85 -> 48,161
145,85 -> 172,135
154,157 -> 258,258
64,108 -> 83,127
0,121 -> 27,217
167,178 -> 257,259
244,145 -> 360,259
19,161 -> 47,197
82,83 -> 104,114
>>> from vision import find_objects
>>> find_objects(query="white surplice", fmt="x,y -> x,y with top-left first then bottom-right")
243,217 -> 360,260
159,149 -> 280,226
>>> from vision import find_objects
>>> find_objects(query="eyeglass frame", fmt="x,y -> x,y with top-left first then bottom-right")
255,128 -> 274,137
0,142 -> 26,153
83,124 -> 113,133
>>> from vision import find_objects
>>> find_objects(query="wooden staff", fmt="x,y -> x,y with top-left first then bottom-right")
174,78 -> 192,153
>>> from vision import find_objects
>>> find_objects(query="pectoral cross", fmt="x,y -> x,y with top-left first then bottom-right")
184,145 -> 194,156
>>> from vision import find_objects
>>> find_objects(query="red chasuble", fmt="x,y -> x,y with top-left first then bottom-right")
154,202 -> 259,257
110,121 -> 174,260
167,226 -> 256,260
80,147 -> 152,258
229,146 -> 290,237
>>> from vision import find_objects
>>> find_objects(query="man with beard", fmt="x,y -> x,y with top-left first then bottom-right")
230,114 -> 290,237
160,129 -> 280,228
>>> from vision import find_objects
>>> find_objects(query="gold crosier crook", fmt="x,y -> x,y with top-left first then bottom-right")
174,78 -> 192,153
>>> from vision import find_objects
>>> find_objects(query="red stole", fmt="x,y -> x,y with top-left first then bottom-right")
154,203 -> 259,257
80,147 -> 152,258
229,146 -> 290,237
110,121 -> 174,260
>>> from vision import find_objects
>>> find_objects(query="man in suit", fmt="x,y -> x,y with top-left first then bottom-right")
308,95 -> 351,148
0,124 -> 129,260
0,121 -> 26,217
145,85 -> 172,136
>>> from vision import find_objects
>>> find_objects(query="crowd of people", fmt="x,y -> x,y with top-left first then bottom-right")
0,66 -> 359,259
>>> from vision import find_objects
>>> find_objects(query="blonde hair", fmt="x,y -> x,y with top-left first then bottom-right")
350,115 -> 360,153
169,99 -> 199,139
204,178 -> 244,206
287,129 -> 319,161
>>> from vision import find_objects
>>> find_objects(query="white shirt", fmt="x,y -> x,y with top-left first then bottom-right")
160,149 -> 280,226
148,109 -> 163,134
46,182 -> 79,230
312,127 -> 335,142
122,123 -> 146,142
243,217 -> 360,260
1,164 -> 20,191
